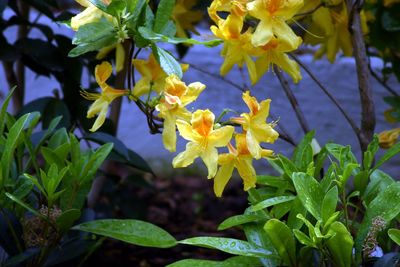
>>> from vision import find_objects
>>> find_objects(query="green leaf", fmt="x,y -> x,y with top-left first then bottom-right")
74,219 -> 177,248
5,193 -> 47,221
154,0 -> 176,33
84,132 -> 129,160
56,209 -> 81,232
293,229 -> 314,247
292,131 -> 315,170
321,186 -> 338,224
326,222 -> 353,267
373,141 -> 400,172
251,196 -> 296,212
278,155 -> 298,177
81,143 -> 113,183
363,170 -> 394,205
326,143 -> 358,169
355,182 -> 400,263
292,172 -> 324,220
69,19 -> 117,57
264,219 -> 296,267
151,44 -> 182,78
179,237 -> 274,258
256,175 -> 292,190
88,0 -> 108,12
1,113 -> 31,185
105,0 -> 126,16
138,27 -> 222,47
388,229 -> 400,246
218,214 -> 267,230
0,86 -> 15,135
363,135 -> 379,170
167,256 -> 262,267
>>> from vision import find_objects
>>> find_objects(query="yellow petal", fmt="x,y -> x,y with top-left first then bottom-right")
191,109 -> 215,137
213,162 -> 235,197
96,44 -> 115,60
378,128 -> 400,149
132,78 -> 151,97
115,43 -> 125,73
271,52 -> 302,83
89,100 -> 108,132
236,157 -> 257,191
172,142 -> 201,167
246,130 -> 262,159
272,19 -> 301,50
95,61 -> 113,86
162,113 -> 177,152
176,119 -> 195,141
208,126 -> 235,147
251,123 -> 279,143
251,19 -> 273,47
252,99 -> 271,122
70,5 -> 102,31
200,147 -> 219,178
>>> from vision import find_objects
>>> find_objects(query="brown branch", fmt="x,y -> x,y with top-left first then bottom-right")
347,0 -> 376,152
274,66 -> 311,134
290,53 -> 361,138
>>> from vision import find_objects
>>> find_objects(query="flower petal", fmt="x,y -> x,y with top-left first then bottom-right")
251,19 -> 273,47
89,101 -> 108,132
213,162 -> 235,197
208,126 -> 235,147
176,119 -> 195,141
201,147 -> 219,178
246,130 -> 262,159
236,157 -> 257,191
162,113 -> 177,152
95,61 -> 113,86
172,142 -> 201,168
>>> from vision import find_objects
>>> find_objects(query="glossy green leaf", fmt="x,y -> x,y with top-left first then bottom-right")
84,132 -> 129,160
1,113 -> 31,185
373,141 -> 400,172
355,182 -> 400,263
179,237 -> 273,258
5,193 -> 47,221
167,256 -> 262,267
292,172 -> 324,220
293,131 -> 315,170
321,186 -> 338,224
251,196 -> 296,212
154,0 -> 175,33
363,170 -> 394,205
152,44 -> 182,78
388,229 -> 400,246
0,86 -> 15,135
278,155 -> 298,177
326,222 -> 353,267
139,27 -> 222,47
264,219 -> 296,267
56,209 -> 81,232
293,229 -> 314,247
363,135 -> 379,170
218,214 -> 267,230
73,219 -> 177,248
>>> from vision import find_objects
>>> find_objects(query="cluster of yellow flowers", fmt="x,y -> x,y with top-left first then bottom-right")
82,55 -> 278,197
208,0 -> 303,84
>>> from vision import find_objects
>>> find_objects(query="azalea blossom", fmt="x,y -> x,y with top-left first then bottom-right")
254,37 -> 302,83
214,134 -> 273,197
231,91 -> 279,159
173,110 -> 235,178
156,75 -> 206,152
132,54 -> 188,97
81,61 -> 129,132
378,128 -> 400,149
71,0 -> 111,31
247,0 -> 303,48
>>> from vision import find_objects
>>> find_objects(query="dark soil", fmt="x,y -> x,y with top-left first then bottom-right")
83,174 -> 249,267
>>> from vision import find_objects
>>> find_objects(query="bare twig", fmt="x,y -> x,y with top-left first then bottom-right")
290,53 -> 361,138
347,0 -> 376,152
368,61 -> 398,97
274,66 -> 311,134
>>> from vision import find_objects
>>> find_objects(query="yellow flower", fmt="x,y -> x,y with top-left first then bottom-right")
71,0 -> 111,31
156,75 -> 206,152
231,91 -> 279,159
172,0 -> 203,38
214,134 -> 273,197
81,61 -> 129,132
96,43 -> 125,73
378,128 -> 400,149
246,0 -> 303,47
304,4 -> 352,63
132,54 -> 188,97
173,110 -> 235,178
210,2 -> 260,83
208,0 -> 248,24
254,37 -> 302,83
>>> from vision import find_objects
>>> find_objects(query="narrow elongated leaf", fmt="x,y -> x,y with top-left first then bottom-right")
139,27 -> 222,47
326,222 -> 353,267
373,142 -> 400,171
264,219 -> 296,267
218,214 -> 267,230
293,131 -> 315,170
152,44 -> 182,78
321,186 -> 338,224
355,182 -> 400,263
167,256 -> 262,267
73,219 -> 177,248
179,237 -> 273,258
292,172 -> 324,220
154,0 -> 175,33
251,196 -> 296,212
0,86 -> 15,135
388,229 -> 400,246
1,113 -> 31,184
